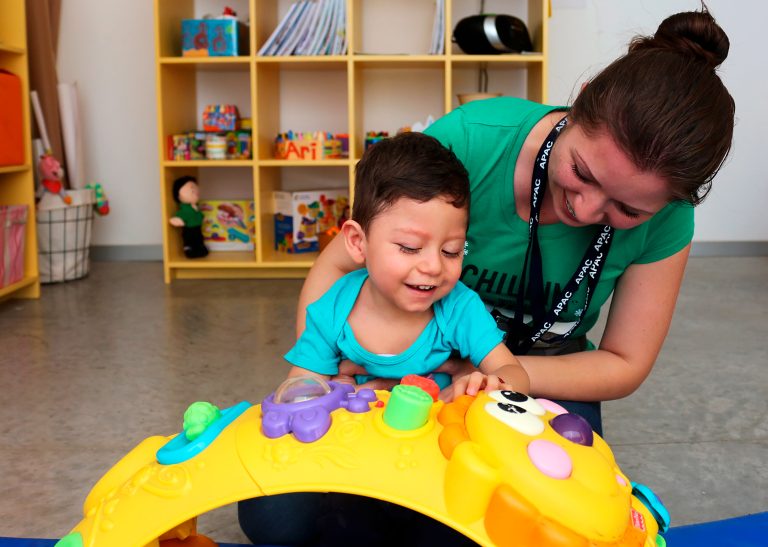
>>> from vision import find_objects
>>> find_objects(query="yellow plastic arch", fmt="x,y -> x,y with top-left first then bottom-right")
58,389 -> 661,547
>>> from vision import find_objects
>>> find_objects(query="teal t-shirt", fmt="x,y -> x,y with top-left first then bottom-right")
285,269 -> 504,380
425,97 -> 694,339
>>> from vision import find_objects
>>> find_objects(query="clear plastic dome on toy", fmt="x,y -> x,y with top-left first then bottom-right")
273,375 -> 332,404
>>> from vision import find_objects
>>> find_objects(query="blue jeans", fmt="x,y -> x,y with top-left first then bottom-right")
525,335 -> 604,436
238,492 -> 478,546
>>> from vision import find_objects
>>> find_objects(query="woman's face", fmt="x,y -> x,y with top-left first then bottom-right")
547,123 -> 671,230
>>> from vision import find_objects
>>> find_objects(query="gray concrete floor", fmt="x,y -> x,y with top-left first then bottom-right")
0,258 -> 766,543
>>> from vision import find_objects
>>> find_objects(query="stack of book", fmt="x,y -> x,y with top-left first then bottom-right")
429,0 -> 445,55
258,0 -> 347,56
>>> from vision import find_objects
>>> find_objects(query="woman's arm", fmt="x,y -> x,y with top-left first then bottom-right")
519,244 -> 691,401
297,233 -> 361,337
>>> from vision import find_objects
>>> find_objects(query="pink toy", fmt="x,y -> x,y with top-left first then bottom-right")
39,153 -> 71,205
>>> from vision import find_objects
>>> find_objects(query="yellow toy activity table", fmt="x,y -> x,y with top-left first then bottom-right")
55,377 -> 669,547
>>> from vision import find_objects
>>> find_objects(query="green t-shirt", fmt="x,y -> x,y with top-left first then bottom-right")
425,97 -> 694,339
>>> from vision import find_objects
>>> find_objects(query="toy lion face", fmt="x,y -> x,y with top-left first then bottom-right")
439,391 -> 653,547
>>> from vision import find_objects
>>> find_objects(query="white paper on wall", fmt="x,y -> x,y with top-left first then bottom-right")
58,82 -> 86,189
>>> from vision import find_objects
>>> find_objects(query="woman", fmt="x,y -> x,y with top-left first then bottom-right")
239,7 -> 735,546
296,7 -> 734,436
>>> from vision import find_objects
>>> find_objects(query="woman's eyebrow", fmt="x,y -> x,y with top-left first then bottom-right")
574,151 -> 654,216
573,151 -> 596,181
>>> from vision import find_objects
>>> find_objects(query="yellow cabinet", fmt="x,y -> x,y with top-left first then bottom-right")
0,1 -> 40,300
154,0 -> 548,282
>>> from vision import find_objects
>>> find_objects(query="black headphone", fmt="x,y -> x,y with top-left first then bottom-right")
453,15 -> 533,55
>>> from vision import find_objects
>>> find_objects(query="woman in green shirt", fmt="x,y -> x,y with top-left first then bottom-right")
296,8 -> 734,436
238,7 -> 735,547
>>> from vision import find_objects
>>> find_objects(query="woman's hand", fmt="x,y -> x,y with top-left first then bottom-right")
297,235 -> 362,338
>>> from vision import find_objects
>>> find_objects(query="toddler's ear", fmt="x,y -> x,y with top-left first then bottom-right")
341,220 -> 367,265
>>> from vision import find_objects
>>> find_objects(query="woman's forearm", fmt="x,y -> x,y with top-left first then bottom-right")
296,234 -> 360,337
518,349 -> 653,402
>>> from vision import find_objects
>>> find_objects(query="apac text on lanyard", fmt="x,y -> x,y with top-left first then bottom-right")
503,116 -> 614,355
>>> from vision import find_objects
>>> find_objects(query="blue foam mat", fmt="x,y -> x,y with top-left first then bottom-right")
0,541 -> 254,547
663,511 -> 768,546
3,512 -> 767,546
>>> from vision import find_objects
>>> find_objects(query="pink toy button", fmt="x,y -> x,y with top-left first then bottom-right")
527,439 -> 572,480
535,398 -> 569,415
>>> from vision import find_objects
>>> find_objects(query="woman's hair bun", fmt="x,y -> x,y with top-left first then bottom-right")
629,9 -> 729,69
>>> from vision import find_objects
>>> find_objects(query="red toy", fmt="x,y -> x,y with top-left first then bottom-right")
401,374 -> 440,401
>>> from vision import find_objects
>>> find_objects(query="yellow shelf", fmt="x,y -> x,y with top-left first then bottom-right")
0,275 -> 38,301
0,164 -> 31,175
0,43 -> 25,55
258,159 -> 351,167
155,0 -> 548,283
0,2 -> 39,300
162,160 -> 254,168
449,53 -> 545,63
167,250 -> 257,268
159,56 -> 252,64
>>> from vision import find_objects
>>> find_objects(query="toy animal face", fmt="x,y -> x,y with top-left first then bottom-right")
39,154 -> 63,179
440,391 -> 651,546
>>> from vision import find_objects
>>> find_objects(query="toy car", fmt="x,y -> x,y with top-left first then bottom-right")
55,377 -> 668,546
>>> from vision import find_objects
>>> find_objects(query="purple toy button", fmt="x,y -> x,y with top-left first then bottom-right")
261,377 -> 377,443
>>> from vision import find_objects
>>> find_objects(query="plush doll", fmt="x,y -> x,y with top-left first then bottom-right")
38,153 -> 72,205
169,175 -> 208,258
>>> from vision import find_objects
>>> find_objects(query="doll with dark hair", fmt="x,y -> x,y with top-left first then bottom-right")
169,175 -> 208,258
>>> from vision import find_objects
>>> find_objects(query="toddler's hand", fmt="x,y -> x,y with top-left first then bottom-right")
439,371 -> 507,402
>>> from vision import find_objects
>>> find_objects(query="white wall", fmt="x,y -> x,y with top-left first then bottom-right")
57,0 -> 158,246
56,1 -> 767,248
549,0 -> 768,242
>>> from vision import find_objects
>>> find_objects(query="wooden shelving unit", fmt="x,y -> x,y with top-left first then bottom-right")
0,1 -> 40,301
154,0 -> 548,283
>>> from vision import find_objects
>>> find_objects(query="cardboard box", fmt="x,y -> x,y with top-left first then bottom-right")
274,190 -> 349,253
181,18 -> 248,57
200,200 -> 255,251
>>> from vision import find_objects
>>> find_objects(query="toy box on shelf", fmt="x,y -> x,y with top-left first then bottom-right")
200,200 -> 255,251
274,189 -> 349,253
364,131 -> 389,151
168,131 -> 252,161
167,109 -> 252,161
274,131 -> 348,161
181,8 -> 248,57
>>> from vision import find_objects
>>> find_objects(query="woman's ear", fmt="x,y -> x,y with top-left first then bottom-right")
341,220 -> 367,265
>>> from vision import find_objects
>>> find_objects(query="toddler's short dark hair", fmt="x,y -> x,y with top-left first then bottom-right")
352,132 -> 469,232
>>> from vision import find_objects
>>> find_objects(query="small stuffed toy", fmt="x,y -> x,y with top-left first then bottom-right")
38,153 -> 72,205
86,183 -> 110,215
169,175 -> 208,258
